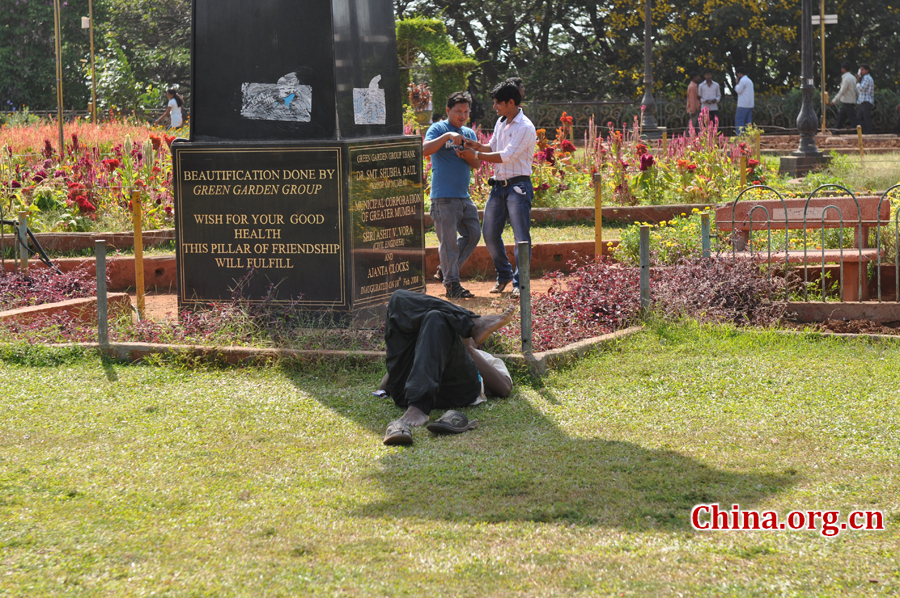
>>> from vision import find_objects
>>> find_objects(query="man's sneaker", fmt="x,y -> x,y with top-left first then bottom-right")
434,266 -> 443,282
511,286 -> 521,299
445,282 -> 474,299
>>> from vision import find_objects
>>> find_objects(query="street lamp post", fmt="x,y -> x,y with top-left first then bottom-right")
640,0 -> 662,139
780,0 -> 829,175
796,0 -> 821,155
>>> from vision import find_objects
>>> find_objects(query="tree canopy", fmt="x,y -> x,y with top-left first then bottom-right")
2,0 -> 898,111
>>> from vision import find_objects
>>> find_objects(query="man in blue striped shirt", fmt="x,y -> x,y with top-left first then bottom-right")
856,64 -> 875,134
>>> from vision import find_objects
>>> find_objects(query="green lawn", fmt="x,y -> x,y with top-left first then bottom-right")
0,323 -> 897,596
425,221 -> 622,247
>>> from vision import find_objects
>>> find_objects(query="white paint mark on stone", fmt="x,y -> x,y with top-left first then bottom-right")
353,75 -> 386,125
241,72 -> 312,122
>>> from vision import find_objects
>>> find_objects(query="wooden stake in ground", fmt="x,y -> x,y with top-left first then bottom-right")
593,173 -> 603,256
131,190 -> 145,319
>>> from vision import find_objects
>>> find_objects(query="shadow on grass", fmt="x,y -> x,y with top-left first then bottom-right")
286,367 -> 796,530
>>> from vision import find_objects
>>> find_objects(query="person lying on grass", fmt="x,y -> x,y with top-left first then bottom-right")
377,290 -> 515,446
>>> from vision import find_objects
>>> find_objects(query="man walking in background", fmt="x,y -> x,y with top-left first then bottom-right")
829,62 -> 858,133
460,79 -> 537,300
698,69 -> 721,125
856,64 -> 875,135
686,71 -> 701,130
423,92 -> 481,299
734,67 -> 754,135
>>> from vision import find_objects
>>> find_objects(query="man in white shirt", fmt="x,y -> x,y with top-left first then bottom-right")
460,80 -> 537,299
698,69 -> 721,126
734,67 -> 754,135
829,61 -> 858,133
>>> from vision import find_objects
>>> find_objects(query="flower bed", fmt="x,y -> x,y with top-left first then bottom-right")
1,119 -> 176,234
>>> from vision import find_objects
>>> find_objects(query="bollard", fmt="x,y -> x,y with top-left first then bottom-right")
593,173 -> 603,257
17,210 -> 28,271
95,239 -> 108,346
517,241 -> 533,356
639,225 -> 650,313
701,212 -> 711,258
662,131 -> 668,154
739,155 -> 747,188
131,190 -> 146,319
754,130 -> 761,162
857,125 -> 864,161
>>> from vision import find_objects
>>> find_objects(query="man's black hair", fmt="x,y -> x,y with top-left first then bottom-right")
446,91 -> 472,110
860,63 -> 871,71
689,71 -> 699,79
704,69 -> 713,75
736,67 -> 747,76
490,80 -> 521,105
841,61 -> 852,71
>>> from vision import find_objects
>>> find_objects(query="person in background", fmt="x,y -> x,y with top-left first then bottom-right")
734,67 -> 754,135
154,88 -> 184,129
856,64 -> 875,135
459,80 -> 537,300
423,92 -> 481,299
698,69 -> 721,125
686,71 -> 701,130
829,61 -> 858,134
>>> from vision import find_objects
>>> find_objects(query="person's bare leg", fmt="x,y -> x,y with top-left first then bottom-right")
469,305 -> 517,345
399,405 -> 430,426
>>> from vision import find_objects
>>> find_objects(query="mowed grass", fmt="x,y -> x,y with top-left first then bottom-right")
425,220 -> 623,247
0,323 -> 898,596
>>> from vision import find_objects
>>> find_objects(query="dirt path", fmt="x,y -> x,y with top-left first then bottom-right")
133,276 -> 557,321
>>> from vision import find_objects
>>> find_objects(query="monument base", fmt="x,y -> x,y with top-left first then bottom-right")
172,136 -> 425,315
779,153 -> 831,177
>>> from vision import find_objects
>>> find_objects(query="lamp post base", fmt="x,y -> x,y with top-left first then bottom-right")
778,153 -> 831,177
641,126 -> 665,141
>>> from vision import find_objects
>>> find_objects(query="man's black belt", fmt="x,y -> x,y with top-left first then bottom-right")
488,175 -> 530,188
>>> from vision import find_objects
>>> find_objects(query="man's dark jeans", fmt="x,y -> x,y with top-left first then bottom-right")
384,290 -> 481,415
834,103 -> 857,132
857,102 -> 874,134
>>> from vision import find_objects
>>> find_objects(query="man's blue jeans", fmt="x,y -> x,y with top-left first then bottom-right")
735,107 -> 753,135
482,178 -> 533,287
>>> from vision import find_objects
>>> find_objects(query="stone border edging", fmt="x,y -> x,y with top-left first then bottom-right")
495,326 -> 644,375
44,325 -> 644,376
422,204 -> 714,228
787,301 -> 900,323
0,229 -> 175,252
0,293 -> 132,324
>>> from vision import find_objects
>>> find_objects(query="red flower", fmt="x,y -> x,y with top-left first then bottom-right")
164,135 -> 176,148
753,180 -> 761,185
148,134 -> 162,151
635,143 -> 648,156
75,195 -> 96,213
538,147 -> 555,165
42,139 -> 54,159
102,158 -> 120,172
748,158 -> 760,168
687,163 -> 697,171
559,139 -> 576,154
559,111 -> 574,126
639,154 -> 655,171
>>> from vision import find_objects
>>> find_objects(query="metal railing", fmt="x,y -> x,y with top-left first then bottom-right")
718,183 -> 900,302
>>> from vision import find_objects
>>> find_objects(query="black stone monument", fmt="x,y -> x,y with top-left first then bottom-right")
172,0 -> 425,316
